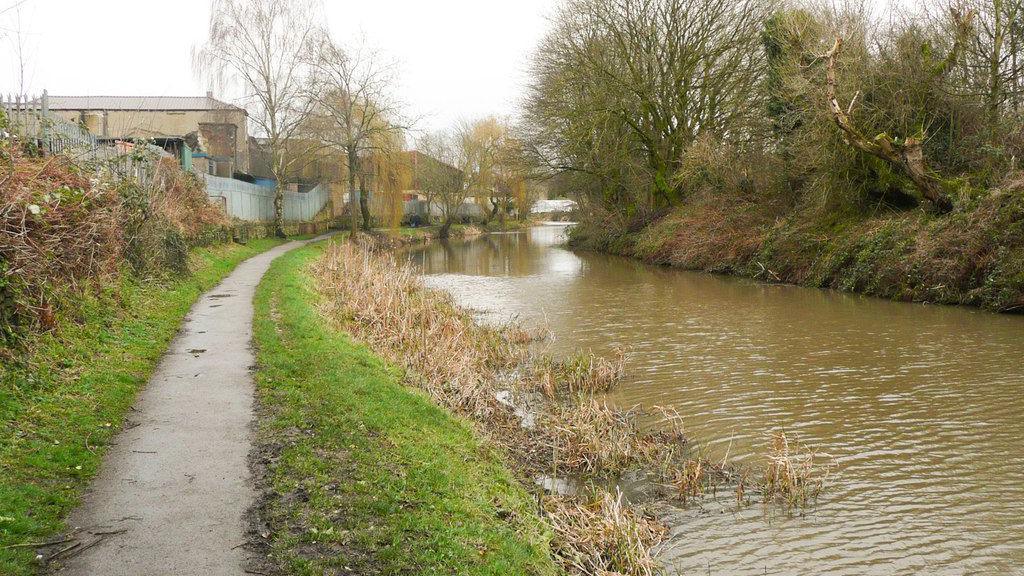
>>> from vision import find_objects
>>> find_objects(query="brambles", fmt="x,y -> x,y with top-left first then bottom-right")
0,148 -> 228,348
120,157 -> 230,275
0,150 -> 122,344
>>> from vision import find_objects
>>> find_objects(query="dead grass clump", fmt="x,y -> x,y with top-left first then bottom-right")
671,459 -> 707,505
0,149 -> 122,340
533,348 -> 627,399
539,399 -> 691,478
540,397 -> 648,476
760,430 -> 834,508
666,454 -> 735,507
543,489 -> 666,576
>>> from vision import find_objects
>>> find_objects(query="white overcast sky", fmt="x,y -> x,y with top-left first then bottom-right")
0,0 -> 557,132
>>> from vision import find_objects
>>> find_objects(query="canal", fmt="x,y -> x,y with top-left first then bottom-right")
406,224 -> 1024,575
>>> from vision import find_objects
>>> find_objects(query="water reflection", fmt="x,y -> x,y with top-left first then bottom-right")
407,225 -> 1024,575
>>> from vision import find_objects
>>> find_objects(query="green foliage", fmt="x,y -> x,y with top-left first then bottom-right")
251,243 -> 559,575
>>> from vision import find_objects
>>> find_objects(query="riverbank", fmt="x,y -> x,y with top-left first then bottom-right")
276,238 -> 832,575
0,238 -> 287,575
384,219 -> 529,243
249,242 -> 560,575
569,191 -> 1024,312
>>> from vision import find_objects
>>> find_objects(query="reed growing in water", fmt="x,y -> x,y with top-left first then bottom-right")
310,241 -> 833,574
311,242 -> 682,574
761,430 -> 835,508
543,489 -> 666,576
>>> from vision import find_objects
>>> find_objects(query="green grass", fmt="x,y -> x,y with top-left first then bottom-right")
252,241 -> 559,576
0,238 -> 287,575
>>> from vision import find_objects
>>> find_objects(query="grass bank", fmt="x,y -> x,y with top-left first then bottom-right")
571,191 -> 1024,312
0,237 -> 287,575
250,241 -> 559,575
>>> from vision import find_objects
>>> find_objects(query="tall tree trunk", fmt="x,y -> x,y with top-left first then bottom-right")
358,173 -> 372,230
483,199 -> 500,225
272,157 -> 286,238
347,145 -> 358,237
273,186 -> 286,238
438,216 -> 453,239
989,0 -> 1005,132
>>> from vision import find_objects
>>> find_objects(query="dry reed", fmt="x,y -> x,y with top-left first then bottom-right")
309,242 -> 832,573
311,242 -> 688,574
760,430 -> 834,508
543,489 -> 666,576
532,348 -> 628,399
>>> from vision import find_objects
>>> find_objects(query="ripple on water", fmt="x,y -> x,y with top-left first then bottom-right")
409,227 -> 1024,575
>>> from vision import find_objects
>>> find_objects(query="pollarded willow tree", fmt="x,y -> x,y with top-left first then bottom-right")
488,123 -> 535,226
459,117 -> 502,223
308,36 -> 409,233
523,0 -> 771,223
195,0 -> 322,237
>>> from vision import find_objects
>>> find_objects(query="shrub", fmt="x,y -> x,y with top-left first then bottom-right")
120,157 -> 228,275
0,148 -> 229,347
0,149 -> 122,346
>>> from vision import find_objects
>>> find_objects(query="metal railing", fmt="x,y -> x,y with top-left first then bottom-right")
3,89 -> 329,224
1,90 -> 99,156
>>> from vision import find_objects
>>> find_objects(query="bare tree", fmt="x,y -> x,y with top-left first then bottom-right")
195,0 -> 320,237
308,36 -> 408,233
524,0 -> 770,217
8,7 -> 29,94
1,1 -> 33,94
946,0 -> 1024,125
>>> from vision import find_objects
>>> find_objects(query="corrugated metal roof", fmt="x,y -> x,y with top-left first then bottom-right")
46,95 -> 244,112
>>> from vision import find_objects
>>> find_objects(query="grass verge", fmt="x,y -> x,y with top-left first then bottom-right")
0,237 -> 287,575
250,241 -> 559,576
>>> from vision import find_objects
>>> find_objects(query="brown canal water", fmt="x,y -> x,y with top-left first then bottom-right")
406,225 -> 1024,576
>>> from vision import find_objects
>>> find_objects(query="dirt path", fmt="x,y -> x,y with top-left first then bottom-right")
54,235 -> 332,576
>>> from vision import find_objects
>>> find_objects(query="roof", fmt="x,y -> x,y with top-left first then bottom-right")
45,95 -> 245,113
